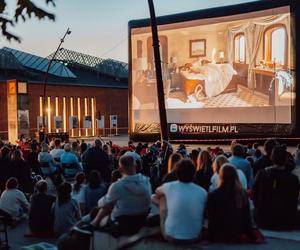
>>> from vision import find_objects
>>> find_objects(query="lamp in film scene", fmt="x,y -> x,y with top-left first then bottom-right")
219,51 -> 225,63
134,57 -> 148,82
170,56 -> 178,73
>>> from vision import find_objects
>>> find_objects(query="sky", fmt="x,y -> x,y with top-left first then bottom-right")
0,0 -> 259,62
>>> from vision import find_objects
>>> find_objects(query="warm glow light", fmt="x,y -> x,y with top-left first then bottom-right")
84,97 -> 88,136
47,97 -> 51,133
70,97 -> 74,137
39,96 -> 43,117
63,97 -> 66,132
91,97 -> 95,136
55,97 -> 59,132
77,97 -> 81,137
55,97 -> 59,116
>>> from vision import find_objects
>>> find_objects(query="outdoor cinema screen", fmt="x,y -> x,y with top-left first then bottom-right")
130,4 -> 296,138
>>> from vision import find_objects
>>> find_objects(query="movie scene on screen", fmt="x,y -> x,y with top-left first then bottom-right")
130,4 -> 296,137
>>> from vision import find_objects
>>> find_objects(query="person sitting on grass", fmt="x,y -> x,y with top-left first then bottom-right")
195,150 -> 213,191
0,177 -> 30,225
253,139 -> 277,177
210,156 -> 247,192
253,145 -> 300,230
207,164 -> 255,242
152,159 -> 207,243
229,144 -> 253,188
38,143 -> 60,176
50,138 -> 65,162
162,153 -> 182,184
61,144 -> 82,178
84,171 -> 107,214
82,155 -> 151,236
72,172 -> 86,215
54,182 -> 81,236
29,180 -> 56,235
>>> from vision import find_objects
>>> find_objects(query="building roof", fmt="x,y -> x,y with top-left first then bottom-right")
48,48 -> 128,79
0,47 -> 128,89
2,47 -> 77,78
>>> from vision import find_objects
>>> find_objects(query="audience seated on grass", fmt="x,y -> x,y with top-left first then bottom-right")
253,139 -> 277,177
153,159 -> 207,243
84,154 -> 151,236
61,143 -> 82,178
54,182 -> 81,235
71,173 -> 86,214
9,149 -> 33,194
84,170 -> 107,214
0,146 -> 11,191
207,164 -> 260,243
162,153 -> 182,184
50,138 -> 65,162
28,180 -> 56,235
209,157 -> 247,192
38,143 -> 60,176
27,142 -> 42,176
195,150 -> 213,191
253,145 -> 300,230
0,177 -> 29,224
1,136 -> 300,248
229,144 -> 253,188
84,139 -> 110,182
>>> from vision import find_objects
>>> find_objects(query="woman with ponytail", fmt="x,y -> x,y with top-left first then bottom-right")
72,172 -> 86,214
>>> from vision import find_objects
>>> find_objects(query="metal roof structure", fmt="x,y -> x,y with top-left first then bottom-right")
47,48 -> 128,79
2,47 -> 77,78
0,48 -> 24,71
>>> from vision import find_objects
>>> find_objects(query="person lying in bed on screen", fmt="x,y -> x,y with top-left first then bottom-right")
180,59 -> 237,98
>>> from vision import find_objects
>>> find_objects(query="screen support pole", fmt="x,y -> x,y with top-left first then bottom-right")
147,0 -> 169,141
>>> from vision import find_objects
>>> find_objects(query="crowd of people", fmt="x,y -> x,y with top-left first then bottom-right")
0,137 -> 299,248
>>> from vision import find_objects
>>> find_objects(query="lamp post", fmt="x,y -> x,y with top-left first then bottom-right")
41,28 -> 71,141
147,0 -> 169,142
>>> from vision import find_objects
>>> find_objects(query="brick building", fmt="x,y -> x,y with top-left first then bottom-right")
0,47 -> 128,142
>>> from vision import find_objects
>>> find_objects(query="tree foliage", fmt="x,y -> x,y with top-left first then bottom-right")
0,0 -> 56,42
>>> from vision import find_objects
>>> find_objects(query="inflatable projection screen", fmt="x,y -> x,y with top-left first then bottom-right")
128,0 -> 299,141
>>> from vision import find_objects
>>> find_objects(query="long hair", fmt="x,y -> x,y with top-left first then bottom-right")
57,182 -> 72,206
74,172 -> 85,193
11,149 -> 24,161
197,150 -> 212,173
88,170 -> 101,189
218,164 -> 247,208
212,155 -> 228,174
167,153 -> 182,173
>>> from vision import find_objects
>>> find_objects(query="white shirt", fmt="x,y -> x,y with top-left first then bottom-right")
161,181 -> 207,240
71,184 -> 86,204
50,148 -> 65,160
0,189 -> 30,219
209,170 -> 248,192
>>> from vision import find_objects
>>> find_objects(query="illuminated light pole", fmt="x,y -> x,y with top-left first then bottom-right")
41,28 -> 71,141
147,0 -> 169,142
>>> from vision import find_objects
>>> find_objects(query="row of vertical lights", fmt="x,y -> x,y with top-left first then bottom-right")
39,96 -> 95,136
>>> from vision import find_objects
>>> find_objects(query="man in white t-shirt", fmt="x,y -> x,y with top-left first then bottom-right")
152,159 -> 207,243
50,138 -> 65,161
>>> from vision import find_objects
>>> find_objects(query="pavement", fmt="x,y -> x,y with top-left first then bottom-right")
6,220 -> 300,250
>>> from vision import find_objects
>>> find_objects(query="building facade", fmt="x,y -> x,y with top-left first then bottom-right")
0,47 -> 128,142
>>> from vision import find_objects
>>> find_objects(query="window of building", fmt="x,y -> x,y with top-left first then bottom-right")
234,33 -> 246,63
264,25 -> 287,66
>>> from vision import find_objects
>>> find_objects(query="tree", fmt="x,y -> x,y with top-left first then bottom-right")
0,0 -> 56,42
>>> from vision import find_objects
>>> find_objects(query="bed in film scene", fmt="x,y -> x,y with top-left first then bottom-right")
130,5 -> 295,132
